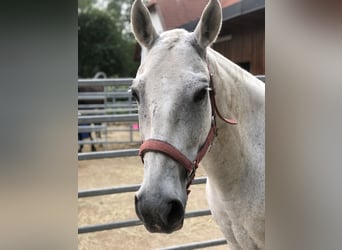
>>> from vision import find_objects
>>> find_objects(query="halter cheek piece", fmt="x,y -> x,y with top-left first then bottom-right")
138,65 -> 237,195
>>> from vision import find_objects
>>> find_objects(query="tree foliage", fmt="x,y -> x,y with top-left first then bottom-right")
107,0 -> 133,38
78,0 -> 138,78
78,0 -> 97,13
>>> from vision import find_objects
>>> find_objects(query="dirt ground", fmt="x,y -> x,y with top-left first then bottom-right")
78,125 -> 228,249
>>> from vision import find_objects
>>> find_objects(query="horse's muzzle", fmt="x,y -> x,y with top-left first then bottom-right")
135,194 -> 185,233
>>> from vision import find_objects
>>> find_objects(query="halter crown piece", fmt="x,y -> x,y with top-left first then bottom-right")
138,64 -> 237,195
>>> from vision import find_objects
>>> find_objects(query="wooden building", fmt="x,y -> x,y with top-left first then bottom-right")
143,0 -> 265,75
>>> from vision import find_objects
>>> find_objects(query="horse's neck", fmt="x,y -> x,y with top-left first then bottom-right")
203,49 -> 265,190
207,49 -> 264,122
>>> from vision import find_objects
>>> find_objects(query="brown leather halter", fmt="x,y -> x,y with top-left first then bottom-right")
138,66 -> 237,194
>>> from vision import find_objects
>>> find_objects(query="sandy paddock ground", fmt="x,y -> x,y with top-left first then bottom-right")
78,124 -> 227,249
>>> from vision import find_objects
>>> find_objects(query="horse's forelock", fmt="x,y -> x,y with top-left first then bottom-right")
158,30 -> 206,59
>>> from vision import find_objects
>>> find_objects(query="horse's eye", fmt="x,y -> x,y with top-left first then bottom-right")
193,87 -> 208,103
129,88 -> 140,103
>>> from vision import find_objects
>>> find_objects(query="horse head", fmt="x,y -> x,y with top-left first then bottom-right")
131,0 -> 222,233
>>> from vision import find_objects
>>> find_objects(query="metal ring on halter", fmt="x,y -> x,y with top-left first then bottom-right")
188,161 -> 197,180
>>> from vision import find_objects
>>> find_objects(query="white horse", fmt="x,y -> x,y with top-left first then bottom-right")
130,0 -> 264,249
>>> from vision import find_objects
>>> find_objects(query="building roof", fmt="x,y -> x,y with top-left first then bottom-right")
180,0 -> 265,32
147,0 -> 241,31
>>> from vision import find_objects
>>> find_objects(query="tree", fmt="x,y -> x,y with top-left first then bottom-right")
78,0 -> 97,13
106,0 -> 133,39
78,1 -> 138,78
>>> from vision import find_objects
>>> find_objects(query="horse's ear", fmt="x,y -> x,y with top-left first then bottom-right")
131,0 -> 159,49
194,0 -> 222,49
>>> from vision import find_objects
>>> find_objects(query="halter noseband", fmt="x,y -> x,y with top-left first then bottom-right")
138,65 -> 237,194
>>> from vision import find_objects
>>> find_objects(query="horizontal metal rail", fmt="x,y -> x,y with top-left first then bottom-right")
159,238 -> 227,250
78,219 -> 142,234
78,114 -> 138,124
78,125 -> 107,133
78,140 -> 140,146
78,94 -> 132,101
78,149 -> 139,160
78,209 -> 211,234
78,140 -> 139,146
78,127 -> 139,135
78,103 -> 137,109
78,177 -> 207,198
78,126 -> 139,134
79,184 -> 139,198
78,108 -> 138,115
78,78 -> 133,87
78,91 -> 131,97
77,96 -> 106,101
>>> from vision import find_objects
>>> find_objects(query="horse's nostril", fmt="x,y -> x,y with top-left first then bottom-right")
166,200 -> 184,226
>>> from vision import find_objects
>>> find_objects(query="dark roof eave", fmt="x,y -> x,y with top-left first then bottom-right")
179,0 -> 265,31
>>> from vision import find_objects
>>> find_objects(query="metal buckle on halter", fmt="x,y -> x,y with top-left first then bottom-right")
207,140 -> 213,154
188,160 -> 197,181
211,115 -> 215,125
211,115 -> 218,137
186,161 -> 198,195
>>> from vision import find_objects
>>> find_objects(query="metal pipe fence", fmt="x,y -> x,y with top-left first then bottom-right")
78,78 -> 133,87
78,78 -> 139,149
78,177 -> 207,198
78,148 -> 139,160
78,209 -> 212,234
78,114 -> 138,124
78,177 -> 210,234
